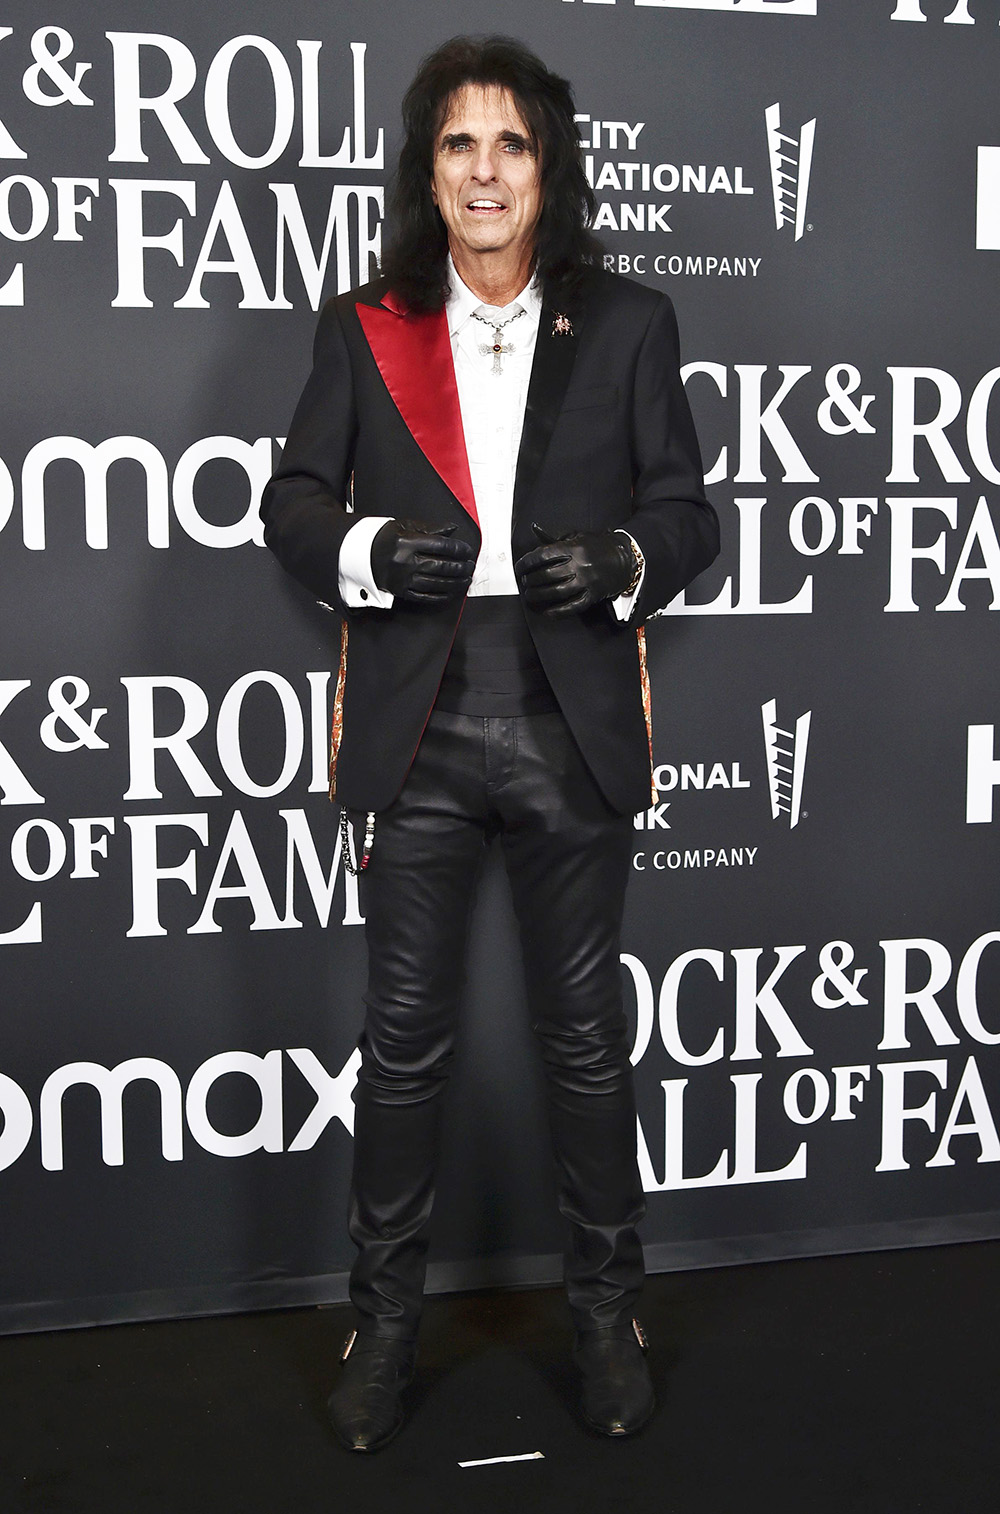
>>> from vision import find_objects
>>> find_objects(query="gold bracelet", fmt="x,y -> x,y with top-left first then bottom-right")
622,535 -> 644,597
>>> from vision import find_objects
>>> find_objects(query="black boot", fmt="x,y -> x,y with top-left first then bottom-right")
574,1318 -> 654,1437
327,1331 -> 417,1452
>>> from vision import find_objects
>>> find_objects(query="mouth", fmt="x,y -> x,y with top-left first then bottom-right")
465,198 -> 507,213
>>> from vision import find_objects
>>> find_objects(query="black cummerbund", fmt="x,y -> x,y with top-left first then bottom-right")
434,596 -> 560,717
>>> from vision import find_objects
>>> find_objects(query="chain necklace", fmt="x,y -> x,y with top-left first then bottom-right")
470,307 -> 524,375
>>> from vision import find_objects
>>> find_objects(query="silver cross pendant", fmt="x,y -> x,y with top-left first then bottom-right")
479,328 -> 514,375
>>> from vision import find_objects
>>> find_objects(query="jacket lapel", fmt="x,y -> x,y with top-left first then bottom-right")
512,285 -> 586,524
355,290 -> 479,527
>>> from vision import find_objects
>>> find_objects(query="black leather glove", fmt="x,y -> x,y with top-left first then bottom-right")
515,525 -> 637,616
370,520 -> 475,603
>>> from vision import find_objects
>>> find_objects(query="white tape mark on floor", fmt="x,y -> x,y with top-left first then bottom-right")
458,1451 -> 545,1468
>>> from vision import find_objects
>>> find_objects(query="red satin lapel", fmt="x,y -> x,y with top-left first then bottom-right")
355,300 -> 478,527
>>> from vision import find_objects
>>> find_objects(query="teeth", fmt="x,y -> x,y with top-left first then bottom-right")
469,200 -> 503,208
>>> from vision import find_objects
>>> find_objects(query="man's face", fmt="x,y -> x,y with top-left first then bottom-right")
430,84 -> 543,272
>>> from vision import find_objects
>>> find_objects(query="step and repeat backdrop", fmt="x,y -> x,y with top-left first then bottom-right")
2,0 -> 998,1332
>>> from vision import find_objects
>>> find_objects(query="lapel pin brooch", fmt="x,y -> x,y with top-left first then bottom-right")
552,312 -> 573,337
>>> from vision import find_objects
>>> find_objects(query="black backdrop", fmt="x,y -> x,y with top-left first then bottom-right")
2,0 -> 999,1333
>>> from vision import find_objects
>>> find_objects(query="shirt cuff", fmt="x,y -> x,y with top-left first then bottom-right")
611,530 -> 644,622
337,516 -> 395,609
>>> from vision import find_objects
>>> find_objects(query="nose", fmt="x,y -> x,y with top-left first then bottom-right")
470,145 -> 499,183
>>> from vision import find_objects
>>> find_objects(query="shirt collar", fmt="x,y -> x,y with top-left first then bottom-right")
445,254 -> 543,337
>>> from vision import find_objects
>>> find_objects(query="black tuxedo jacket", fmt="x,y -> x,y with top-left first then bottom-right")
260,268 -> 719,815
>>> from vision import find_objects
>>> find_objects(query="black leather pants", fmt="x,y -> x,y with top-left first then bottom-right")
347,709 -> 646,1340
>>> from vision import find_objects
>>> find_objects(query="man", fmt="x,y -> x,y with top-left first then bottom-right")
261,35 -> 719,1452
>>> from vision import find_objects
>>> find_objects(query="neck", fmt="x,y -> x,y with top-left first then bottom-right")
449,244 -> 536,308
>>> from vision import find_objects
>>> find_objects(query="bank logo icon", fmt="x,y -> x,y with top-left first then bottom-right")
761,699 -> 811,827
977,147 -> 1000,251
765,103 -> 815,241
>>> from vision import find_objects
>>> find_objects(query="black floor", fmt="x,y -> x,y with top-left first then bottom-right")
0,1241 -> 997,1514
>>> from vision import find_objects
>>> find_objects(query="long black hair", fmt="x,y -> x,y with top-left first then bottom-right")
380,35 -> 601,312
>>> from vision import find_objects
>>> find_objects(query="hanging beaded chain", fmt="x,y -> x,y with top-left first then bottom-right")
470,307 -> 524,375
339,806 -> 375,875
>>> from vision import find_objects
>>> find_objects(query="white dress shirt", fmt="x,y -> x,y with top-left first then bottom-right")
337,260 -> 641,617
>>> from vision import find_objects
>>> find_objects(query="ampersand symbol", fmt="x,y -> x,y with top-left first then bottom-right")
39,677 -> 108,751
22,28 -> 93,108
817,364 -> 876,436
811,940 -> 868,1008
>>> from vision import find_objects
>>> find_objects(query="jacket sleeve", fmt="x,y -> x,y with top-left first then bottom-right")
623,293 -> 720,621
259,298 -> 359,610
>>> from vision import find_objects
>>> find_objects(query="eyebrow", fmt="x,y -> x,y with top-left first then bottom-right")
501,131 -> 535,152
